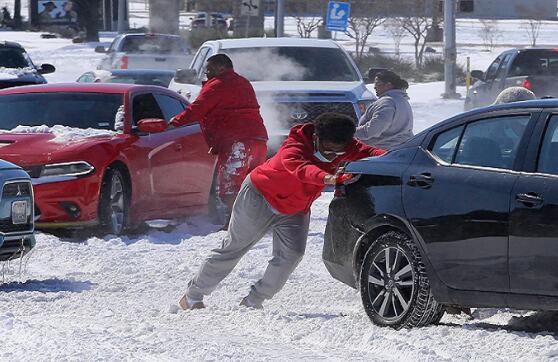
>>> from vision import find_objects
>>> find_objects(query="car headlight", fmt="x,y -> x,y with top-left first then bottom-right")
357,100 -> 373,115
40,161 -> 95,178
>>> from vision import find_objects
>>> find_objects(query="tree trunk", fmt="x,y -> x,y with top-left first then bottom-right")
75,0 -> 100,42
13,0 -> 21,28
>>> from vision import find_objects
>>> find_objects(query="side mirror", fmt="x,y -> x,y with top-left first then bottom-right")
95,45 -> 107,53
174,68 -> 198,84
471,70 -> 484,80
137,118 -> 168,133
366,67 -> 388,84
38,64 -> 56,75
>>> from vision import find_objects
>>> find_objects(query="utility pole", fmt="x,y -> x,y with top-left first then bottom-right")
275,0 -> 284,37
443,0 -> 460,99
117,0 -> 127,33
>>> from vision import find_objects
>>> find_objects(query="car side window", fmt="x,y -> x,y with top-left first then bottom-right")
191,47 -> 210,75
538,116 -> 558,175
430,126 -> 464,163
454,115 -> 530,170
494,53 -> 512,82
132,93 -> 165,125
154,94 -> 185,122
77,73 -> 94,83
485,56 -> 503,81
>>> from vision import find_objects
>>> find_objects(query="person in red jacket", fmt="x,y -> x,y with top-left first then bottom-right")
179,113 -> 386,310
170,54 -> 268,227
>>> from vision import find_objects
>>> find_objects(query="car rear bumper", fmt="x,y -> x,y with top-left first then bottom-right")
33,175 -> 101,227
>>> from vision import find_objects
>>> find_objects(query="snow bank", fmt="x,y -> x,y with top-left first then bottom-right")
8,125 -> 117,142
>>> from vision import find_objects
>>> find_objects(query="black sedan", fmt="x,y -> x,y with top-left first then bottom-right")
324,99 -> 558,329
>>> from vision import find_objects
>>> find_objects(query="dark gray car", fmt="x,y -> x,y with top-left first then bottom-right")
0,41 -> 55,90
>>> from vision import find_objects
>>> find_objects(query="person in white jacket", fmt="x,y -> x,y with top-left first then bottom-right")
356,70 -> 414,150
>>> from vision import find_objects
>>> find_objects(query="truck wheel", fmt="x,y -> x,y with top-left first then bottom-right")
359,231 -> 444,329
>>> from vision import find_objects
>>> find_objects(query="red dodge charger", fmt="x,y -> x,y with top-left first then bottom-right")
0,83 -> 216,234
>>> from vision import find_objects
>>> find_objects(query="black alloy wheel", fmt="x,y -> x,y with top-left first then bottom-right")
99,168 -> 129,235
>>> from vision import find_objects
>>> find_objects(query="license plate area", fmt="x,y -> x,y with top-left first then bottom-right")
11,201 -> 28,225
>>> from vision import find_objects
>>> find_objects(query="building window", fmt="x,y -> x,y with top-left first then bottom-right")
459,0 -> 474,13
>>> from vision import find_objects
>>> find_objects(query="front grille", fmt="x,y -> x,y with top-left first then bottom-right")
273,102 -> 357,129
0,219 -> 31,233
3,182 -> 31,197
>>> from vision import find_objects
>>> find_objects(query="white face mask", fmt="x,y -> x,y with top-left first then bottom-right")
314,150 -> 333,163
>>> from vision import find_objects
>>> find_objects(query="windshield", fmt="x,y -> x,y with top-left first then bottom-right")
0,93 -> 124,130
222,46 -> 360,82
0,48 -> 31,68
509,50 -> 558,77
121,35 -> 189,54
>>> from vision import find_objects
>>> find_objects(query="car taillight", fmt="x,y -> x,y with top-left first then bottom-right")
522,78 -> 533,90
120,55 -> 128,69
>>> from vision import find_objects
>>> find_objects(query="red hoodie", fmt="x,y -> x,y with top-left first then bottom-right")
172,69 -> 268,150
250,124 -> 386,215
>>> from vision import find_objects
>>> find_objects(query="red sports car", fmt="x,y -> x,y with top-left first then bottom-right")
0,83 -> 216,234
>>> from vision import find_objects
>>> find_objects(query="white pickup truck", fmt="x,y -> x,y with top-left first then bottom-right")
96,33 -> 193,71
168,37 -> 375,150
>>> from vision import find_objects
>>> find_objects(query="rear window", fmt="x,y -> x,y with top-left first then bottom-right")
509,50 -> 558,77
0,93 -> 124,130
222,46 -> 360,82
120,35 -> 189,54
0,48 -> 31,68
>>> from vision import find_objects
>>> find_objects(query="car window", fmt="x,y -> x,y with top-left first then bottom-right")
0,47 -> 31,68
132,93 -> 164,124
77,73 -> 94,83
191,47 -> 210,75
494,53 -> 512,82
154,94 -> 185,122
430,125 -> 464,163
538,116 -> 558,175
485,55 -> 503,81
120,35 -> 188,54
509,50 -> 558,77
454,115 -> 530,169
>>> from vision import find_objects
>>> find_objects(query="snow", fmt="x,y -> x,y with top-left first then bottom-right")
0,11 -> 558,360
0,67 -> 35,80
8,125 -> 117,142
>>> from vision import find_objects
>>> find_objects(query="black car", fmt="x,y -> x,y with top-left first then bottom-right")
324,100 -> 558,329
0,41 -> 55,89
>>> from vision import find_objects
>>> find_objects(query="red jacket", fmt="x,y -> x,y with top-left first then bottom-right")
250,124 -> 386,215
173,69 -> 268,150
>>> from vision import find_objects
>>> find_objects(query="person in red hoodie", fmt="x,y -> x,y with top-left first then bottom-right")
179,113 -> 386,310
170,54 -> 268,227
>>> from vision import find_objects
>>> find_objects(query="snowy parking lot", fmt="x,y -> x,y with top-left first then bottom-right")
1,20 -> 558,360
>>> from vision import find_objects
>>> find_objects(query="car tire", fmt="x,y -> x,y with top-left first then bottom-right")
359,231 -> 444,329
99,168 -> 129,235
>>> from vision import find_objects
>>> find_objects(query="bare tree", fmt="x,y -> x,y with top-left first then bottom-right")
344,16 -> 385,62
295,16 -> 322,38
479,19 -> 499,51
523,19 -> 543,47
386,18 -> 406,58
397,0 -> 436,68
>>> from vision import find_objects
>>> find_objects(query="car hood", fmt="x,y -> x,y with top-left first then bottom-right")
252,81 -> 369,95
0,68 -> 45,83
0,131 -> 118,166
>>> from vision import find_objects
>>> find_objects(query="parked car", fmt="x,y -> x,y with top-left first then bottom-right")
0,83 -> 216,235
465,48 -> 558,110
77,69 -> 176,87
0,159 -> 35,261
168,38 -> 375,152
190,12 -> 228,30
0,41 -> 55,89
324,99 -> 558,329
95,33 -> 193,71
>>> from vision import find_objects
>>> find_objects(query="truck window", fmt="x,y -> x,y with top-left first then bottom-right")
509,50 -> 558,77
494,53 -> 512,82
485,56 -> 503,81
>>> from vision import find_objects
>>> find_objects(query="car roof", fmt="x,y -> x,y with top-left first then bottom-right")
120,33 -> 183,39
0,83 -> 159,95
0,41 -> 24,49
210,37 -> 340,49
433,99 -> 558,130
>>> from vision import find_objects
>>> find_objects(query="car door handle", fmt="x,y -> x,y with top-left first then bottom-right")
408,173 -> 434,189
516,192 -> 543,207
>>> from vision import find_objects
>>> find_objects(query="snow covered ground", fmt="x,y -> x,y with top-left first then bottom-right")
1,16 -> 558,361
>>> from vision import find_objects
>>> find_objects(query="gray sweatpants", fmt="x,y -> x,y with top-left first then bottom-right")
186,177 -> 310,305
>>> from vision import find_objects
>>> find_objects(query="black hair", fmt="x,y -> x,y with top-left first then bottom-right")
314,113 -> 356,145
376,70 -> 409,90
207,53 -> 233,69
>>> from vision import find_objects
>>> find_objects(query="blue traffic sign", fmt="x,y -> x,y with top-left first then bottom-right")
326,1 -> 350,32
